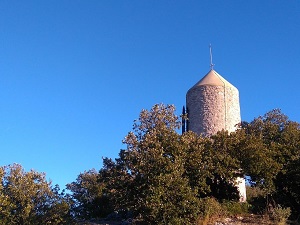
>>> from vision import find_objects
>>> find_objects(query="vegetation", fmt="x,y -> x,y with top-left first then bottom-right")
69,105 -> 300,224
0,163 -> 74,224
1,104 -> 300,224
66,169 -> 113,220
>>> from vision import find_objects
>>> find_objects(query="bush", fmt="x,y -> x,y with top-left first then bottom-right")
221,201 -> 250,215
246,185 -> 266,200
0,164 -> 74,224
202,197 -> 225,217
196,197 -> 226,225
269,205 -> 291,225
197,198 -> 251,225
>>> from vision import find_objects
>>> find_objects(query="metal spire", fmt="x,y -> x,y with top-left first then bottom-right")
209,44 -> 215,70
182,106 -> 186,134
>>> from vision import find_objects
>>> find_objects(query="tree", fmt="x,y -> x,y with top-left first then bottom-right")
181,130 -> 240,200
68,105 -> 300,221
274,158 -> 300,218
66,169 -> 113,220
98,104 -> 241,224
239,109 -> 300,189
236,109 -> 300,217
99,104 -> 203,224
0,163 -> 74,225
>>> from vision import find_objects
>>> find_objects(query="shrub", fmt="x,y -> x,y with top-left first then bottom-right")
197,197 -> 226,225
203,197 -> 225,218
221,201 -> 250,215
269,205 -> 291,225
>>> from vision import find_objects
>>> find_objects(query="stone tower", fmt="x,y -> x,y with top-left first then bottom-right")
185,68 -> 246,202
186,69 -> 241,136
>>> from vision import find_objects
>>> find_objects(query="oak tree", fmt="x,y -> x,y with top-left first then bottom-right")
0,163 -> 74,225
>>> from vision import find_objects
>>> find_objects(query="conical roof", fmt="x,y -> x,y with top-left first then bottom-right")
190,69 -> 236,88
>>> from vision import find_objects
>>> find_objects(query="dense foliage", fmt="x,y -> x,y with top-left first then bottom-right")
90,105 -> 300,223
240,109 -> 300,217
1,104 -> 300,224
69,104 -> 240,223
66,169 -> 112,220
0,164 -> 74,225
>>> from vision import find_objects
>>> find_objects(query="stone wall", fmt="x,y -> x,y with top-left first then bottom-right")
186,85 -> 241,136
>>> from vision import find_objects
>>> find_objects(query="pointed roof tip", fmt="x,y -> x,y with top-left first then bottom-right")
191,69 -> 236,88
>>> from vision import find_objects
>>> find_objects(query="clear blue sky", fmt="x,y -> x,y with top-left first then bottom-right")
1,1 -> 299,189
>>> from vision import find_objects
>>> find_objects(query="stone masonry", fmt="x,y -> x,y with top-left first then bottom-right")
186,70 -> 241,136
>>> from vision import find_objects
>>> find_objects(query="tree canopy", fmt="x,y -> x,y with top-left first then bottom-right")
1,104 -> 300,224
88,105 -> 300,223
0,163 -> 74,225
87,104 -> 244,224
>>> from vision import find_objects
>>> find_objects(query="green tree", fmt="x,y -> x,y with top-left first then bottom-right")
240,110 -> 300,188
236,109 -> 300,217
66,169 -> 113,220
0,163 -> 74,225
181,130 -> 240,200
274,158 -> 300,217
99,104 -> 241,224
68,105 -> 300,222
100,104 -> 202,224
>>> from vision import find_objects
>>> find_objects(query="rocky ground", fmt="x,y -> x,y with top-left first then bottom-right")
78,214 -> 295,225
209,215 -> 280,225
